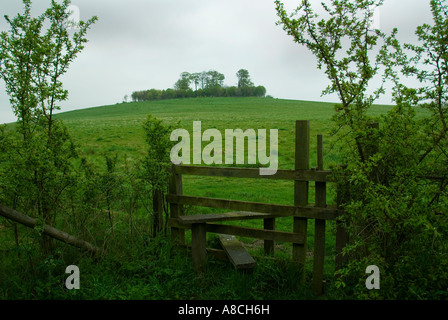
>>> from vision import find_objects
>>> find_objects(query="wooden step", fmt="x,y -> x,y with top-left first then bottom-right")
218,234 -> 256,270
177,211 -> 276,225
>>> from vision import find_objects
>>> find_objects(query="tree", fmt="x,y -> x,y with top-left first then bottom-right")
199,71 -> 208,89
276,0 -> 448,299
254,85 -> 267,97
205,70 -> 225,88
398,0 -> 448,168
0,0 -> 97,253
140,115 -> 176,237
236,69 -> 254,88
174,72 -> 191,91
190,72 -> 201,91
276,0 -> 389,163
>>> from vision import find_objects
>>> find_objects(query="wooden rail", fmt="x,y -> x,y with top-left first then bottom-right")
206,223 -> 305,244
166,195 -> 339,220
173,165 -> 332,182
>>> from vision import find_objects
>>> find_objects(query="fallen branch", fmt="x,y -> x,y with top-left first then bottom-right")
0,203 -> 103,255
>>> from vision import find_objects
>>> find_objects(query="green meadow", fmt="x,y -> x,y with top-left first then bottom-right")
60,98 -> 391,268
57,97 -> 340,214
57,96 -> 392,207
1,97 -> 394,299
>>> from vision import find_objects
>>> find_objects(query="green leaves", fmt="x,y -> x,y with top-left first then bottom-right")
0,0 -> 96,253
0,0 -> 97,127
140,114 -> 177,192
275,0 -> 394,164
277,0 -> 448,299
236,69 -> 254,88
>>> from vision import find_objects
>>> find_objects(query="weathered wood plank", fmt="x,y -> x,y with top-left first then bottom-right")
218,234 -> 256,269
167,218 -> 190,229
177,211 -> 277,225
191,223 -> 207,272
166,195 -> 339,220
206,223 -> 305,244
169,169 -> 185,245
173,165 -> 332,182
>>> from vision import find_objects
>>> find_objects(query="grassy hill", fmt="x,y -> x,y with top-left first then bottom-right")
56,97 -> 339,165
56,97 -> 391,166
55,96 -> 393,255
55,96 -> 394,209
1,97 -> 394,300
55,96 -> 393,260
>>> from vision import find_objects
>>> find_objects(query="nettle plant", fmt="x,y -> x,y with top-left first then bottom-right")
276,0 -> 448,299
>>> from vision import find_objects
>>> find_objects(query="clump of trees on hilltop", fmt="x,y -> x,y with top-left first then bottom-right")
130,69 -> 267,102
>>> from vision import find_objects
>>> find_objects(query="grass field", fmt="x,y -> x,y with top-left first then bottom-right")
56,96 -> 393,205
57,98 -> 392,261
1,97 -> 395,299
57,96 -> 346,233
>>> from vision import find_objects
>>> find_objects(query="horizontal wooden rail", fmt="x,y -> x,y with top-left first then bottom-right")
176,211 -> 277,225
206,223 -> 305,244
172,165 -> 332,182
166,194 -> 339,220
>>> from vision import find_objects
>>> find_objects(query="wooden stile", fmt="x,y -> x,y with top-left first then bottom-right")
166,120 -> 347,295
177,211 -> 277,225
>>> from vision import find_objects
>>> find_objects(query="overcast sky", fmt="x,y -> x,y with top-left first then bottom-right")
0,0 -> 434,124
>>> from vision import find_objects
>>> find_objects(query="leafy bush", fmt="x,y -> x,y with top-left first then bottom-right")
276,0 -> 448,299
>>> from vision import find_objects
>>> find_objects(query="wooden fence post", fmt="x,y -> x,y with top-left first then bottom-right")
169,166 -> 185,245
191,223 -> 207,272
312,134 -> 326,295
293,120 -> 309,282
